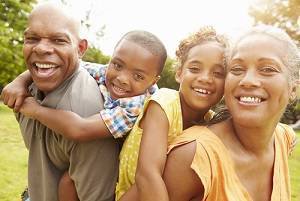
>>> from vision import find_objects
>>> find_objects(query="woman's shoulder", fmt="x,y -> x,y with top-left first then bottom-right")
275,123 -> 297,154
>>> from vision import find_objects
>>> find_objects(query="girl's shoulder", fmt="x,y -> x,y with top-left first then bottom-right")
150,88 -> 179,105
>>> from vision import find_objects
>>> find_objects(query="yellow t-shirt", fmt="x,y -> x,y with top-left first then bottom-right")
168,123 -> 296,201
116,88 -> 214,199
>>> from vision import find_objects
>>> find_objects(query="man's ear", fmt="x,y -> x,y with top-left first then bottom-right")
78,39 -> 88,58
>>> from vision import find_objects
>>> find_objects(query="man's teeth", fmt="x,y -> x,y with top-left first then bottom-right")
194,88 -> 211,94
240,96 -> 261,103
35,63 -> 56,68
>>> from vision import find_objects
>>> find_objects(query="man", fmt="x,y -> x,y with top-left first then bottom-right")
2,3 -> 119,201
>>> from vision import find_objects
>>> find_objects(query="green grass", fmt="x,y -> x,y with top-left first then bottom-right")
0,103 -> 28,201
0,102 -> 299,200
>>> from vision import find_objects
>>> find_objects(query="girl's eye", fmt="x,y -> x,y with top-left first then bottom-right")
133,73 -> 145,81
188,66 -> 200,73
213,71 -> 225,78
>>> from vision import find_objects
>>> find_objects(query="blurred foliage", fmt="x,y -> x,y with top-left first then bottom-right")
0,0 -> 36,89
157,58 -> 178,89
249,0 -> 300,46
83,46 -> 110,64
249,0 -> 300,123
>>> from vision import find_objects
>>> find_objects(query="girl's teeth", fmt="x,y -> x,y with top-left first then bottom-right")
195,88 -> 211,94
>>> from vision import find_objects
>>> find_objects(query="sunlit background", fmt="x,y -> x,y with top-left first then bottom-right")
43,0 -> 257,56
0,1 -> 300,200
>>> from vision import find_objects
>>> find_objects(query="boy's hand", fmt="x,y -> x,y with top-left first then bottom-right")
1,79 -> 30,112
19,97 -> 40,119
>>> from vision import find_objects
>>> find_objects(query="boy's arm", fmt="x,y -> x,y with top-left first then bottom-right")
1,70 -> 32,111
20,97 -> 111,141
135,101 -> 169,201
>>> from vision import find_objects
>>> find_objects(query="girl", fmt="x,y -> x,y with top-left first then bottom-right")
117,26 -> 229,201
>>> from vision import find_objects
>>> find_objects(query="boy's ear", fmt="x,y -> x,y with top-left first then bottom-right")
78,39 -> 88,59
175,68 -> 182,83
155,75 -> 161,83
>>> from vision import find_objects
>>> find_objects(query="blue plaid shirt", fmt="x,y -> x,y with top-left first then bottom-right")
81,61 -> 158,138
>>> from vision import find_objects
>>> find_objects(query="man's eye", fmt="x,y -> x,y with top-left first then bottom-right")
54,38 -> 67,44
25,37 -> 39,43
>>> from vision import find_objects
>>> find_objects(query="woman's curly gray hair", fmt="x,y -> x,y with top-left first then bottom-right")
230,24 -> 300,85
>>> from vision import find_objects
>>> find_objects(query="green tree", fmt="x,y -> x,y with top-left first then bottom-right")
83,46 -> 110,64
0,0 -> 37,91
249,0 -> 300,45
157,57 -> 178,89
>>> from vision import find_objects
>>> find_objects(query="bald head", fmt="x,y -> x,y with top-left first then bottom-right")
28,2 -> 81,39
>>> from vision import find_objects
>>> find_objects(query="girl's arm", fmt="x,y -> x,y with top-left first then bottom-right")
135,101 -> 169,201
20,97 -> 111,141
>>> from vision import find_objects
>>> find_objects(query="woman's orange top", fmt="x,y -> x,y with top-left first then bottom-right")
168,123 -> 296,201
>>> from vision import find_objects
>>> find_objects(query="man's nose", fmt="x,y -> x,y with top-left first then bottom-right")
33,39 -> 54,55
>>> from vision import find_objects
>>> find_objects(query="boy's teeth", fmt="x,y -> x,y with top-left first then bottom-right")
35,63 -> 56,68
240,96 -> 261,103
194,88 -> 211,94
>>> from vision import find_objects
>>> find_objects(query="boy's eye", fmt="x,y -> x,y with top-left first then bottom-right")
112,63 -> 122,70
133,73 -> 145,81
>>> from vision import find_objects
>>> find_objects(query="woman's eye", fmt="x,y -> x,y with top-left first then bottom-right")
260,66 -> 280,73
229,65 -> 244,75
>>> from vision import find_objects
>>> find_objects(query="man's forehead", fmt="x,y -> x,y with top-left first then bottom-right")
29,3 -> 81,31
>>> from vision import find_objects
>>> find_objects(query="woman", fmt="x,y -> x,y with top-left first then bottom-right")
163,25 -> 299,201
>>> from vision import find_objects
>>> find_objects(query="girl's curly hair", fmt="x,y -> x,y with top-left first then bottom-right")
175,26 -> 230,70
